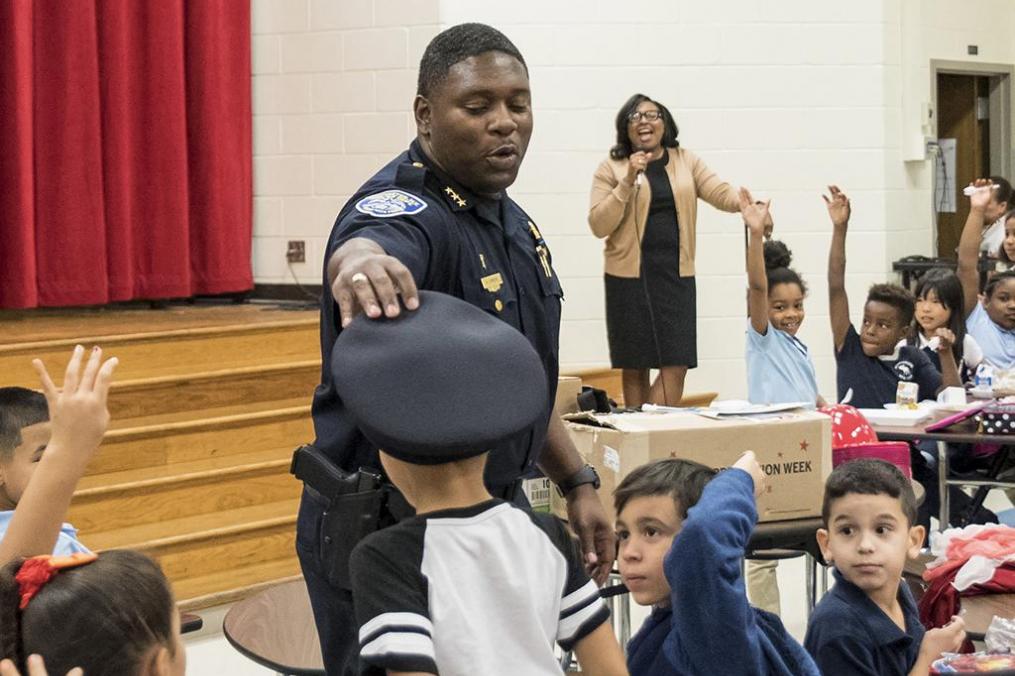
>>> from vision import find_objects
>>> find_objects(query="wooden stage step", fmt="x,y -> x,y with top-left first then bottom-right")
88,403 -> 313,475
3,303 -> 323,608
0,320 -> 320,387
176,562 -> 303,612
107,360 -> 320,420
69,447 -> 300,533
84,499 -> 301,607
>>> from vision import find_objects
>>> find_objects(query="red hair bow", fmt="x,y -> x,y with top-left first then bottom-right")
15,552 -> 98,609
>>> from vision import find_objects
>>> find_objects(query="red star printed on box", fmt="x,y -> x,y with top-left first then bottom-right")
799,440 -> 809,452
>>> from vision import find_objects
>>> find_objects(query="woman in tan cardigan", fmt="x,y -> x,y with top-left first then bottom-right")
589,94 -> 740,406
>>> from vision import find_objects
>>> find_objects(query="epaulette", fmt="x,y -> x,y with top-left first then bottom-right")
394,161 -> 427,193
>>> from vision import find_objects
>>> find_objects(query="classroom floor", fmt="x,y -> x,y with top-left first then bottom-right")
184,489 -> 1014,675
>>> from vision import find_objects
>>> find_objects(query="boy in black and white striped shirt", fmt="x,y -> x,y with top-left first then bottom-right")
334,291 -> 624,676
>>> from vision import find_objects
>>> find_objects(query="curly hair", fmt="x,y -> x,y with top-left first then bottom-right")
867,283 -> 915,326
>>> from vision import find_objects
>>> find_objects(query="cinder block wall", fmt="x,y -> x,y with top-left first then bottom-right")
251,0 -> 1015,401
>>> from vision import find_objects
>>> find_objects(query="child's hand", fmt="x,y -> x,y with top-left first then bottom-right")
919,615 -> 965,660
0,655 -> 82,676
32,346 -> 118,459
738,187 -> 771,239
733,451 -> 765,497
967,178 -> 995,211
934,328 -> 956,354
822,185 -> 851,228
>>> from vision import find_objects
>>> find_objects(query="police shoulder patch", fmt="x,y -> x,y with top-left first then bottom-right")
354,190 -> 428,218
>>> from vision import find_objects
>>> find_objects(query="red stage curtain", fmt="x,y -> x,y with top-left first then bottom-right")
0,1 -> 252,309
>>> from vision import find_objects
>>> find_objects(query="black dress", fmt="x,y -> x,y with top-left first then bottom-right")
604,151 -> 697,369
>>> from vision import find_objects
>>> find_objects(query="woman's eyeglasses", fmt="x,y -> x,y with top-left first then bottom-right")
627,110 -> 662,123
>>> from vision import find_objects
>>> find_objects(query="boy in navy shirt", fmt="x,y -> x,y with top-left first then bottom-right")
825,185 -> 959,408
806,459 -> 965,675
616,453 -> 819,676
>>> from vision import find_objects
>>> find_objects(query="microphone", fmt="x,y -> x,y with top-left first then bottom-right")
633,144 -> 644,188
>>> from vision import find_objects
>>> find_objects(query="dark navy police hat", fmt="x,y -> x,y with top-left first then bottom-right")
332,290 -> 549,464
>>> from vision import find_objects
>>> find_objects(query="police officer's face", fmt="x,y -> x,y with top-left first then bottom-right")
415,51 -> 532,196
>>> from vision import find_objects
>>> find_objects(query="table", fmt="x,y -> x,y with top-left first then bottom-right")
963,593 -> 1015,641
873,414 -> 1015,530
223,579 -> 324,676
903,551 -> 1015,641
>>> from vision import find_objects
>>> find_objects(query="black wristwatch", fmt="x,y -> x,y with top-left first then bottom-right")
555,464 -> 601,497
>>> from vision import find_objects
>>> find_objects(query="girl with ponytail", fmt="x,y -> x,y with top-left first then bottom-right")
740,189 -> 821,408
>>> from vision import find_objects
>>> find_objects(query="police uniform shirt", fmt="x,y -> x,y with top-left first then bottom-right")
313,140 -> 563,490
349,499 -> 609,676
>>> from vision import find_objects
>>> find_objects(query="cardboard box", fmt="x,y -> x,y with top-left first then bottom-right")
554,376 -> 582,416
524,376 -> 584,513
561,409 -> 831,524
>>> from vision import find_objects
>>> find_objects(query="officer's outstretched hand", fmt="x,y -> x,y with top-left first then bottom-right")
328,238 -> 420,327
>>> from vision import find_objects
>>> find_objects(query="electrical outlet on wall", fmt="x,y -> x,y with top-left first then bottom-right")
286,240 -> 306,263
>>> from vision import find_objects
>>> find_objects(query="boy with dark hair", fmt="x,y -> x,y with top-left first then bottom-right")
826,185 -> 959,408
616,453 -> 819,675
0,347 -> 117,563
806,459 -> 966,675
339,292 -> 625,676
0,388 -> 88,557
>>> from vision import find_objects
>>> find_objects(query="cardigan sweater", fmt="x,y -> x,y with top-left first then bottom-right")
588,146 -> 739,278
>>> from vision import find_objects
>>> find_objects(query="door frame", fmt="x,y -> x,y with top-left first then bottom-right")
930,60 -> 1013,256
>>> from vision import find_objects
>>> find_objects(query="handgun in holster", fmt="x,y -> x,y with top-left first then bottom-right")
290,444 -> 411,590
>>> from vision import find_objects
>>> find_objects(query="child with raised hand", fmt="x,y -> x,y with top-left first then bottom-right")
740,188 -> 820,408
0,346 -> 116,564
902,269 -> 982,381
0,549 -> 185,676
617,451 -> 819,675
806,459 -> 966,675
959,179 -> 1015,369
993,208 -> 1015,274
826,186 -> 959,408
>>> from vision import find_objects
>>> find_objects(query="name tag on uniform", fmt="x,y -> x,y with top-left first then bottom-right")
481,273 -> 503,293
355,190 -> 428,218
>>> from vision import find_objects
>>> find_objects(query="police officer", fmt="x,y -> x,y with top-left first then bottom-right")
297,23 -> 616,674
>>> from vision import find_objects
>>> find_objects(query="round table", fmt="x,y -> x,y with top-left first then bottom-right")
223,579 -> 324,676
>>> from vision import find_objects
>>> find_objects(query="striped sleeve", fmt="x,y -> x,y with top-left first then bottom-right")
350,532 -> 437,674
533,513 -> 611,651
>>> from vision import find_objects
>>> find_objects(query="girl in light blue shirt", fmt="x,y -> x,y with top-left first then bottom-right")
741,190 -> 821,408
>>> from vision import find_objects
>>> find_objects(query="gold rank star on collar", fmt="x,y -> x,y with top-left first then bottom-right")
444,186 -> 467,208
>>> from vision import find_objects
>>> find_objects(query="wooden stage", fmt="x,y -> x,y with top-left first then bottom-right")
1,301 -> 320,610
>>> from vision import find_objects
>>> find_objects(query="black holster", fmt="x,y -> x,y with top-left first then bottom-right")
291,445 -> 413,590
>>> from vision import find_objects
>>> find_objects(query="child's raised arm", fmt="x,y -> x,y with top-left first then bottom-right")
958,179 -> 994,320
825,185 -> 852,352
740,187 -> 772,335
668,453 -> 766,673
0,346 -> 116,564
